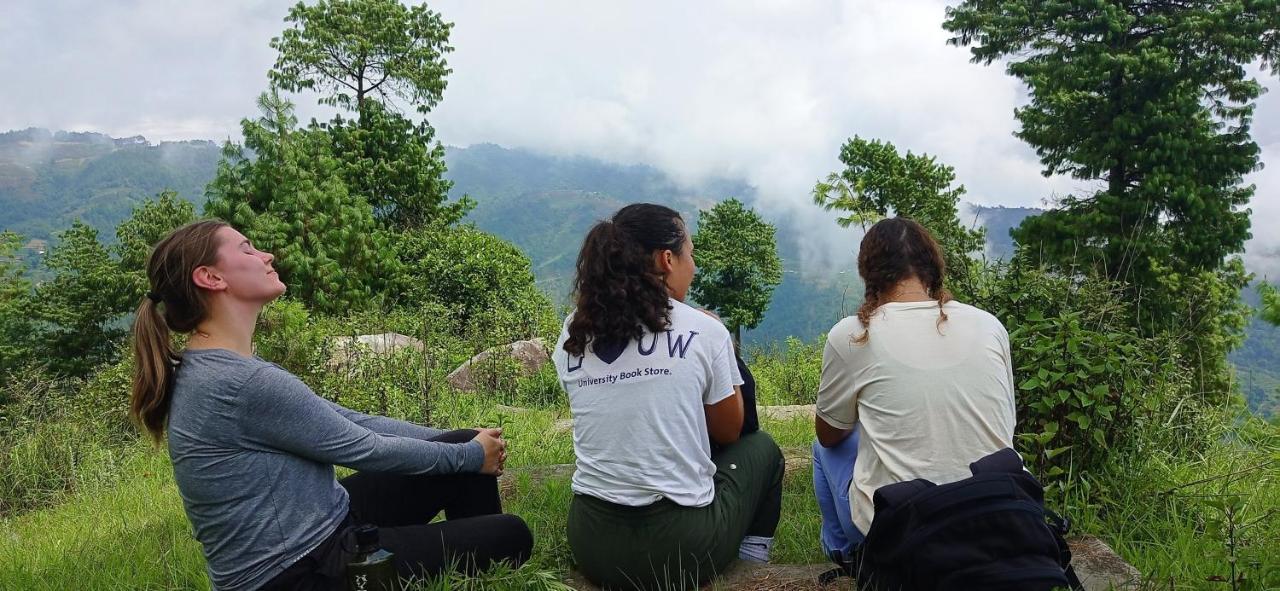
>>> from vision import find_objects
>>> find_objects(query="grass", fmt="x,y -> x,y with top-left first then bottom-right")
1064,418 -> 1280,589
0,408 -> 826,590
2,373 -> 1277,589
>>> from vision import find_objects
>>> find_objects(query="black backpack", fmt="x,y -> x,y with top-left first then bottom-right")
851,448 -> 1083,591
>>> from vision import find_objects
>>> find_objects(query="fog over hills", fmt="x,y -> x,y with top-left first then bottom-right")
1,130 -> 1275,415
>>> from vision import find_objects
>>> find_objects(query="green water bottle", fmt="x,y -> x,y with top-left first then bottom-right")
346,525 -> 397,591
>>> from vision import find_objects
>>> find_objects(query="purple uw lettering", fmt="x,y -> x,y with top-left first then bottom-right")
566,330 -> 699,373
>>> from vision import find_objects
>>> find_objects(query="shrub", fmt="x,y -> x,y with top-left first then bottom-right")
392,225 -> 555,331
963,261 -> 1213,492
0,365 -> 138,516
746,336 -> 824,406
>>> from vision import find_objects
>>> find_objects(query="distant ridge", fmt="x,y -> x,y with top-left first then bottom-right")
0,128 -> 221,241
2,130 -> 1273,416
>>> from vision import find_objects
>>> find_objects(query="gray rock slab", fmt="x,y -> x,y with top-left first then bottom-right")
564,562 -> 835,590
759,405 -> 816,422
1070,535 -> 1142,591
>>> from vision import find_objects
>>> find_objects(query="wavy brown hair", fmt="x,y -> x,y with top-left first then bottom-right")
563,203 -> 686,357
130,220 -> 228,442
854,217 -> 952,344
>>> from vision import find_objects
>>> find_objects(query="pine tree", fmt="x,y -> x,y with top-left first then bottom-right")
689,199 -> 783,346
205,92 -> 394,314
35,222 -> 135,376
943,1 -> 1280,288
0,232 -> 35,372
325,102 -> 470,230
269,0 -> 452,118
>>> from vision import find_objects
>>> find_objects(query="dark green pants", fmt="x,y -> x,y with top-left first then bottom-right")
567,431 -> 785,590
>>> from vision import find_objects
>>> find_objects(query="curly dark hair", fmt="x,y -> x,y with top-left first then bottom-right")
563,203 -> 686,357
854,217 -> 952,344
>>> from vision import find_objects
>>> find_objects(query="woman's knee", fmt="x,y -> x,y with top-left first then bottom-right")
490,513 -> 534,563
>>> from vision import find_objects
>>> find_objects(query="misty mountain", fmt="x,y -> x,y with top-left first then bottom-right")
1,130 -> 1274,416
0,128 -> 221,244
445,143 -> 861,345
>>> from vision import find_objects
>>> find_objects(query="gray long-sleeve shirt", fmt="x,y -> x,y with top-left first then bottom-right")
167,348 -> 484,591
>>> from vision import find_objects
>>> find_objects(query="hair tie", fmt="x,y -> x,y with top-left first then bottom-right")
146,291 -> 163,303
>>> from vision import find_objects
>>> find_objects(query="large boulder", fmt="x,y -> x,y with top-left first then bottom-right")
447,338 -> 550,392
326,333 -> 425,373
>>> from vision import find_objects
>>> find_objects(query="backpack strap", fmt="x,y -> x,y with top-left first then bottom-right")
969,447 -> 1026,475
872,478 -> 933,511
1045,508 -> 1085,591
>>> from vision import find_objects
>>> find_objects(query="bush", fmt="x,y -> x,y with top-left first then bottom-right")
963,261 -> 1215,492
392,225 -> 555,331
746,336 -> 823,406
0,365 -> 139,516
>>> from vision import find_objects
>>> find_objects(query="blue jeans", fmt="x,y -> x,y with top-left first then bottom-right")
812,426 -> 864,562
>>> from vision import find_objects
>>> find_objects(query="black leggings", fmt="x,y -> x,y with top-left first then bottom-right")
262,430 -> 533,590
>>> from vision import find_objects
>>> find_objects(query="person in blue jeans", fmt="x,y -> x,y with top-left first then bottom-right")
812,426 -> 863,563
813,218 -> 1019,579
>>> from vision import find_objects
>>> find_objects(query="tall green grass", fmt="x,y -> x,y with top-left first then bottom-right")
2,315 -> 1277,589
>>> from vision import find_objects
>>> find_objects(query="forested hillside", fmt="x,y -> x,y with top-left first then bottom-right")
0,129 -> 220,245
446,143 -> 860,345
2,132 -> 1275,416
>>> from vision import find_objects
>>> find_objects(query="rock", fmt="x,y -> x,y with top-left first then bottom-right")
781,446 -> 811,479
760,405 -> 816,422
562,537 -> 1139,590
447,338 -> 550,392
498,463 -> 575,498
326,333 -> 424,372
553,418 -> 574,434
1069,535 -> 1143,591
502,461 -> 1141,590
564,562 -> 836,590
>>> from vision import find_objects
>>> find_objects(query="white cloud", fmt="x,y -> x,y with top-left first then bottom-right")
3,0 -> 1277,274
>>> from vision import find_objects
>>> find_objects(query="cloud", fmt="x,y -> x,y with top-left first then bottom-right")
3,0 -> 1276,274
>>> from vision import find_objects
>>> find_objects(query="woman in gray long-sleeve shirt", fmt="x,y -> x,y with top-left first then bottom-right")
127,221 -> 533,591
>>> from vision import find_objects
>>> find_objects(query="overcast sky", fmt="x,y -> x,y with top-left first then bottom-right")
2,0 -> 1277,276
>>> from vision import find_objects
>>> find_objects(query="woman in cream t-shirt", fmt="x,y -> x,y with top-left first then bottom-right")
812,217 -> 1017,569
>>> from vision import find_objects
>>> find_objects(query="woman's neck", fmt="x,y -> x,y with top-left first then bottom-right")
882,278 -> 933,303
186,299 -> 261,357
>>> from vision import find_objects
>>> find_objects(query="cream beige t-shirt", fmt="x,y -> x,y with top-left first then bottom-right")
816,300 -> 1017,533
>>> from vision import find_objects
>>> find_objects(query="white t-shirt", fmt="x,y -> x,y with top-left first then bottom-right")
816,300 -> 1017,533
552,299 -> 743,507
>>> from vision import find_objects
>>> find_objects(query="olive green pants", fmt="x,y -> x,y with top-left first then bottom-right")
567,431 -> 785,590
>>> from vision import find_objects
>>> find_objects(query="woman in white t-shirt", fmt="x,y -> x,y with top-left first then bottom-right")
553,203 -> 785,590
812,217 -> 1017,574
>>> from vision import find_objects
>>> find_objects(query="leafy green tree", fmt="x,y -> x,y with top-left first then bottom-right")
114,190 -> 198,273
392,224 -> 551,329
269,0 -> 465,232
206,92 -> 394,314
0,231 -> 36,372
34,222 -> 135,376
325,102 -> 470,230
812,136 -> 985,283
113,191 -> 199,308
1260,282 -> 1280,326
689,199 -> 783,346
943,1 -> 1280,290
944,1 -> 1274,403
269,0 -> 452,117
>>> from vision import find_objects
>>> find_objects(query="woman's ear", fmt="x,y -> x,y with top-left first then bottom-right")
653,249 -> 675,274
192,265 -> 226,292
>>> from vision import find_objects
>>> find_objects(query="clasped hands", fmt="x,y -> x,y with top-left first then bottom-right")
475,427 -> 507,476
